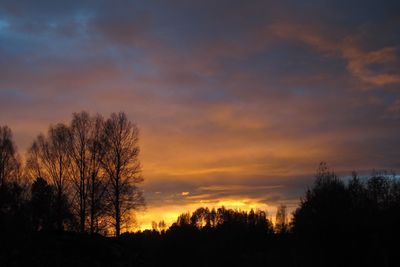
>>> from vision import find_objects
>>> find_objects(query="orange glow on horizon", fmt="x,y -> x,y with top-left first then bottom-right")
133,198 -> 290,231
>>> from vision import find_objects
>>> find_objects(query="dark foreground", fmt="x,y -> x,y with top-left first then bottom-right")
2,164 -> 399,266
1,229 -> 397,267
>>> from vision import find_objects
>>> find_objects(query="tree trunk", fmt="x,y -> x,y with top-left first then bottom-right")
80,172 -> 85,233
57,187 -> 62,231
90,172 -> 95,234
115,178 -> 120,237
57,155 -> 63,231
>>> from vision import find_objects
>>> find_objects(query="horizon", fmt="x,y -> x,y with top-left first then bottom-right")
5,116 -> 398,231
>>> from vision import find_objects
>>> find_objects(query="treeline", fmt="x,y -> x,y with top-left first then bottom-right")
1,157 -> 399,266
161,162 -> 400,239
293,163 -> 400,240
160,205 -> 288,233
168,207 -> 274,235
149,163 -> 400,238
132,163 -> 399,266
0,111 -> 144,237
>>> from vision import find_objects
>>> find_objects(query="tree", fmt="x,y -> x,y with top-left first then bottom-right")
101,112 -> 144,236
87,114 -> 107,234
176,212 -> 191,226
292,162 -> 349,237
26,140 -> 43,180
0,126 -> 20,188
190,207 -> 210,228
30,124 -> 72,230
158,220 -> 167,232
275,204 -> 288,233
152,221 -> 158,232
30,177 -> 55,231
0,126 -> 25,231
69,111 -> 93,233
367,170 -> 391,207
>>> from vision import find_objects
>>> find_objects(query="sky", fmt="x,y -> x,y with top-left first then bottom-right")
1,0 -> 400,230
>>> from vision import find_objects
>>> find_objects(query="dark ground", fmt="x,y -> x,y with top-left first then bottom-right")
1,229 -> 396,267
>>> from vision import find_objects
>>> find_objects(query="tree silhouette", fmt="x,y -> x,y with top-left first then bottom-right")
87,114 -> 107,234
275,204 -> 288,233
176,212 -> 191,227
172,206 -> 273,234
24,111 -> 146,235
29,124 -> 72,230
101,112 -> 144,236
0,126 -> 20,189
68,111 -> 108,233
3,118 -> 400,266
69,111 -> 92,233
30,177 -> 55,231
0,125 -> 26,232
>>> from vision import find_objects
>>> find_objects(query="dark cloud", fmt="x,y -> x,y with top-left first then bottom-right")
1,0 -> 400,227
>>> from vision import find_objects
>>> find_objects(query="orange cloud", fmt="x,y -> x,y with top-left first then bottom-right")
269,23 -> 400,87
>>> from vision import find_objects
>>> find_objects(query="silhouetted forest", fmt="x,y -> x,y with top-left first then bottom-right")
0,111 -> 144,237
1,113 -> 400,266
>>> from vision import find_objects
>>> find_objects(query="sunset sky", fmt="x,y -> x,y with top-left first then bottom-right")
1,1 -> 400,229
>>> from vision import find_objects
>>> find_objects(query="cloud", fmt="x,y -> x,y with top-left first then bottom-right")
344,46 -> 400,86
269,23 -> 400,87
386,98 -> 400,118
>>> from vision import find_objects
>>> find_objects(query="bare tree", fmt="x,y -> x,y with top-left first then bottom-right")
26,140 -> 43,180
275,204 -> 288,233
87,114 -> 107,234
0,126 -> 20,188
152,221 -> 158,232
0,125 -> 27,232
158,220 -> 167,232
69,111 -> 92,233
101,112 -> 144,236
30,124 -> 72,230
